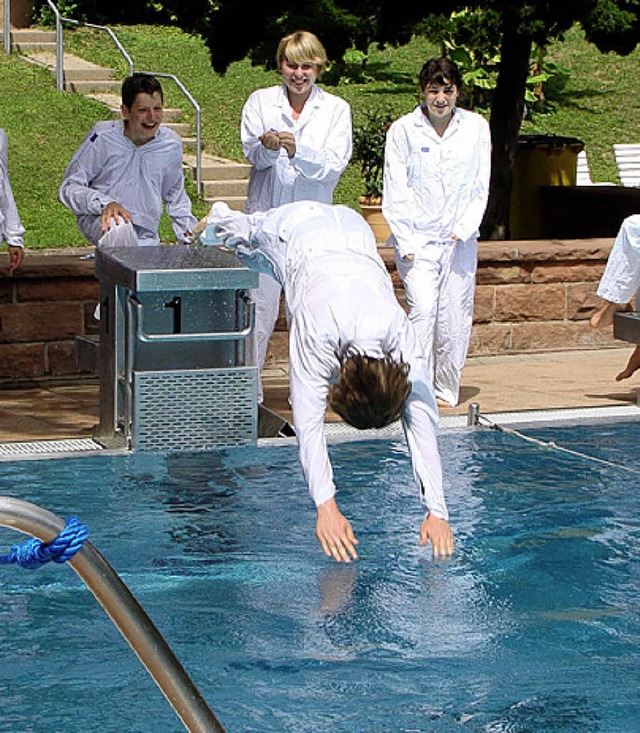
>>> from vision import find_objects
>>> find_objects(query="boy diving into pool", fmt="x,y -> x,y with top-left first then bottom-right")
197,201 -> 454,563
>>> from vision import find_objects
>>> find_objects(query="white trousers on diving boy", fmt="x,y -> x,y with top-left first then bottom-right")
395,236 -> 477,407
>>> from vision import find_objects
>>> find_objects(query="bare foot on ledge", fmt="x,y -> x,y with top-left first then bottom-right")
616,345 -> 640,381
589,300 -> 632,329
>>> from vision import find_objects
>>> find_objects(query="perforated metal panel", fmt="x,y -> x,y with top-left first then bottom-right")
133,367 -> 258,451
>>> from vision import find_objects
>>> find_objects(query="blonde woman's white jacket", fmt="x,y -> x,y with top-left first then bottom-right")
382,106 -> 491,258
241,84 -> 352,213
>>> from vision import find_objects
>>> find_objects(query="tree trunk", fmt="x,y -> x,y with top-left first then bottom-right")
480,17 -> 533,240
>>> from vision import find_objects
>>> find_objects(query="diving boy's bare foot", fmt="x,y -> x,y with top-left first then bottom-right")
615,345 -> 640,381
436,397 -> 453,408
589,300 -> 632,329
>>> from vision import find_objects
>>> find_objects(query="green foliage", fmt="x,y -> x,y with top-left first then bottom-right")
32,0 -> 79,25
30,0 -> 169,25
418,8 -> 571,116
2,21 -> 640,247
352,111 -> 394,199
525,45 -> 571,116
325,47 -> 373,85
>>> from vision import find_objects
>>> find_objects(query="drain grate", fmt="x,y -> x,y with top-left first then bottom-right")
0,439 -> 103,457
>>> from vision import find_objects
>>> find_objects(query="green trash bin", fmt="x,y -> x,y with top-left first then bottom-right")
510,134 -> 584,239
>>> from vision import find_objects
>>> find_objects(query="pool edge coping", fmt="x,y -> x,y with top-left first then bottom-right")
0,404 -> 637,459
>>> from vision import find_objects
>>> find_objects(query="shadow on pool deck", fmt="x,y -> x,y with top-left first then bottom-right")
0,347 -> 638,444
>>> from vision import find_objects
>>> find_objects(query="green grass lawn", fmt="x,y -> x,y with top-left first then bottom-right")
0,22 -> 638,248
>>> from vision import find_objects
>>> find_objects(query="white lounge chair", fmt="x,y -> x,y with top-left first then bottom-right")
614,143 -> 640,187
576,150 -> 593,185
576,149 -> 616,186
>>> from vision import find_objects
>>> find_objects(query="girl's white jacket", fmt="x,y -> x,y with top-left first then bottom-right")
383,106 -> 491,257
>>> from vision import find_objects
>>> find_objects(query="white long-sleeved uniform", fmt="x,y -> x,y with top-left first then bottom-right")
202,201 -> 448,520
382,106 -> 491,406
597,214 -> 640,304
59,120 -> 196,245
382,106 -> 490,256
241,84 -> 352,213
240,84 -> 352,382
0,130 -> 25,249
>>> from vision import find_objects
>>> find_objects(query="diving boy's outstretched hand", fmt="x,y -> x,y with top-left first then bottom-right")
420,514 -> 454,558
316,498 -> 359,563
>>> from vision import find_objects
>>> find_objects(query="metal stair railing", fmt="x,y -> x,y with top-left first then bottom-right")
135,69 -> 202,195
0,496 -> 227,733
2,0 -> 202,195
42,0 -> 134,92
3,2 -> 10,53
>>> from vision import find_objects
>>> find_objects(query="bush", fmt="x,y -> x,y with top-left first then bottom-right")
352,110 -> 394,199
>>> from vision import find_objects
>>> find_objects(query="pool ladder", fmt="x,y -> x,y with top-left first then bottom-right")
0,496 -> 227,733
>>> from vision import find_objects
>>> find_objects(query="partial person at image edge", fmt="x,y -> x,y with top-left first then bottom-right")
590,213 -> 640,383
0,129 -> 26,273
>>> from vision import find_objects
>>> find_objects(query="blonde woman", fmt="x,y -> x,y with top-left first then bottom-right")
240,30 -> 352,396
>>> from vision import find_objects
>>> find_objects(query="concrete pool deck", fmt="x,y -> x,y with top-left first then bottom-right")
0,346 -> 638,444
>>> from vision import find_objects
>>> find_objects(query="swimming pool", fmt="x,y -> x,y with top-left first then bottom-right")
0,418 -> 639,732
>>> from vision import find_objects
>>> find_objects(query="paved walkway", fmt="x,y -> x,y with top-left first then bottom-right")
0,347 -> 637,443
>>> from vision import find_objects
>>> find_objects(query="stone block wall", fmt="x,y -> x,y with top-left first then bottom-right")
264,236 -> 625,365
0,238 -> 627,384
0,249 -> 98,383
467,238 -> 621,356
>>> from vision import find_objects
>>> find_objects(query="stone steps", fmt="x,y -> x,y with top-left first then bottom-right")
183,153 -> 251,208
18,48 -> 121,93
9,28 -> 249,209
9,28 -> 57,53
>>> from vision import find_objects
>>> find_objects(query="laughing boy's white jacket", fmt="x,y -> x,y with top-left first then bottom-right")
202,200 -> 448,521
59,120 -> 196,245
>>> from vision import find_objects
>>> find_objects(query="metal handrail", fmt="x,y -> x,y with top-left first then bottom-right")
128,292 -> 254,344
61,19 -> 134,76
3,1 -> 10,54
2,0 -> 202,194
44,0 -> 134,90
0,496 -> 227,733
137,70 -> 202,195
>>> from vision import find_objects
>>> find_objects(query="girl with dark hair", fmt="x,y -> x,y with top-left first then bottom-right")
383,57 -> 491,408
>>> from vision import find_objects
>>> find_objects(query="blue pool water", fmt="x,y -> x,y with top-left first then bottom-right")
0,419 -> 639,732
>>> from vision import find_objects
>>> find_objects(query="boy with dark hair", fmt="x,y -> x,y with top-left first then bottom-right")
59,72 -> 196,247
198,200 -> 454,563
